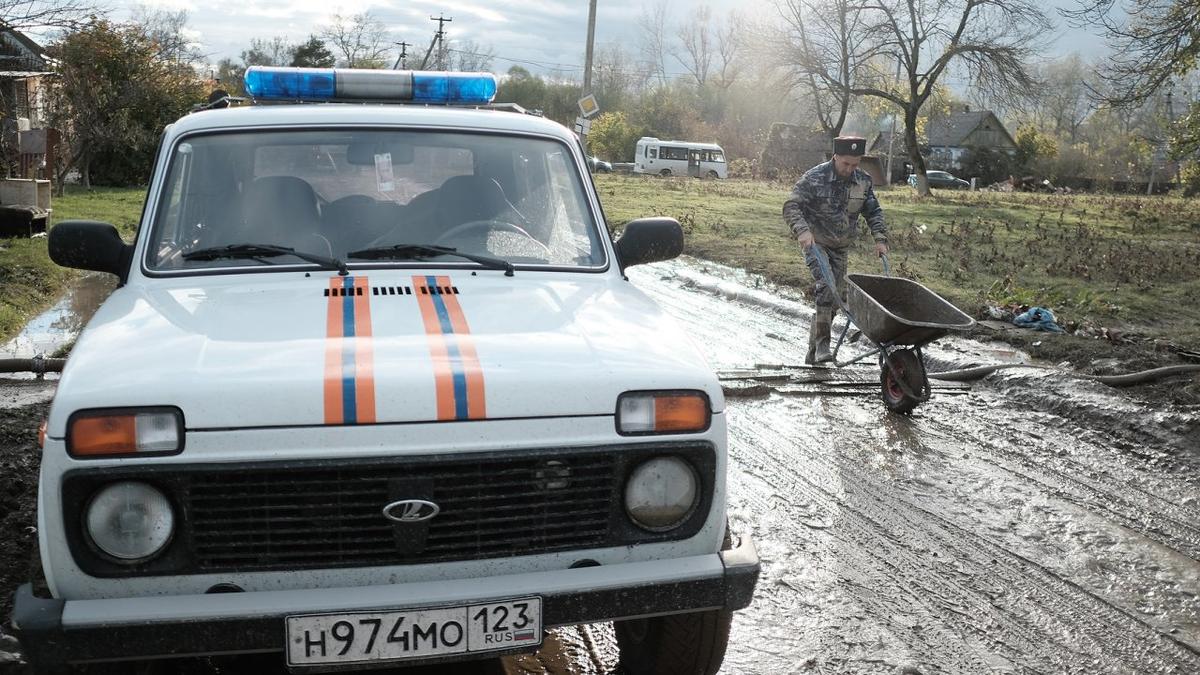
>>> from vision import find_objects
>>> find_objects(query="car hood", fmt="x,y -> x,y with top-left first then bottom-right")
48,270 -> 723,434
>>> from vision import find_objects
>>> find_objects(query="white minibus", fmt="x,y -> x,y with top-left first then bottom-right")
634,137 -> 728,178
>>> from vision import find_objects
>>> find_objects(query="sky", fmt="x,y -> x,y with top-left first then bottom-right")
66,0 -> 1108,78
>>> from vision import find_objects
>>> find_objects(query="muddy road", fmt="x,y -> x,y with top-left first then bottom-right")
3,260 -> 1199,674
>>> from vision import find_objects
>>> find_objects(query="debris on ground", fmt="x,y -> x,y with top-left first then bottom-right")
1013,306 -> 1066,333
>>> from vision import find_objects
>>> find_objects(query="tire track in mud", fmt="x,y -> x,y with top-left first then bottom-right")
727,398 -> 1200,674
829,401 -> 1200,671
633,262 -> 1200,673
728,414 -> 1033,673
917,408 -> 1200,561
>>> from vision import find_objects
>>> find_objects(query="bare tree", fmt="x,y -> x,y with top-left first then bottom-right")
638,0 -> 671,87
1062,0 -> 1199,107
769,0 -> 880,138
675,4 -> 713,87
713,10 -> 744,90
131,6 -> 205,66
0,0 -> 98,30
241,37 -> 295,68
320,11 -> 391,69
593,42 -> 639,111
448,39 -> 494,71
1038,54 -> 1094,142
853,0 -> 1051,195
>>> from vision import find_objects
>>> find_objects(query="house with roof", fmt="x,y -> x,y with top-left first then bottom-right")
0,23 -> 55,183
870,107 -> 1017,178
0,23 -> 53,128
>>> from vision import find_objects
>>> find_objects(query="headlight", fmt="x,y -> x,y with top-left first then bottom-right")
624,456 -> 699,531
68,408 -> 184,458
85,481 -> 175,561
617,391 -> 710,435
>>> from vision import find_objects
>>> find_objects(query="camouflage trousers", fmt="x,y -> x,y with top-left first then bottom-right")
803,245 -> 848,310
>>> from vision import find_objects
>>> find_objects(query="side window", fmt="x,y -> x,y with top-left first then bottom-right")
649,148 -> 657,159
152,142 -> 194,268
661,146 -> 688,161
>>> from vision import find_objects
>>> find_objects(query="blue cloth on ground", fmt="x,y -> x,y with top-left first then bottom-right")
1013,306 -> 1065,333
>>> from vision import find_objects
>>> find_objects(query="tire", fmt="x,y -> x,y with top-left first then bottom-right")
706,170 -> 719,179
880,349 -> 925,414
615,608 -> 733,675
660,169 -> 672,177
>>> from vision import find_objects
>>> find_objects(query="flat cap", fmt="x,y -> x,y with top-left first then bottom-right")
833,136 -> 866,156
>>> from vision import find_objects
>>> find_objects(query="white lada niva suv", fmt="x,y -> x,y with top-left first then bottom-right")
10,67 -> 758,674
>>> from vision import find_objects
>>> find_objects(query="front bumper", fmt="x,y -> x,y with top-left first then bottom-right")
10,534 -> 758,667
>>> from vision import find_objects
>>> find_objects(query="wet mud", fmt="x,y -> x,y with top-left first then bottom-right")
639,259 -> 1200,675
2,260 -> 1199,673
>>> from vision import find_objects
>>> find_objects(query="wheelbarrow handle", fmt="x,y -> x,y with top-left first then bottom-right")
809,244 -> 852,316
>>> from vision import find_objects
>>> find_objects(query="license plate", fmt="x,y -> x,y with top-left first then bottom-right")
285,597 -> 542,667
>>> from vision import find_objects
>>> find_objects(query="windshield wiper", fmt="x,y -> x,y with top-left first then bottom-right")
347,243 -> 515,277
183,243 -> 348,275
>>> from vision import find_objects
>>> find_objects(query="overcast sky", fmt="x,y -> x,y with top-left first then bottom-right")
52,0 -> 1106,76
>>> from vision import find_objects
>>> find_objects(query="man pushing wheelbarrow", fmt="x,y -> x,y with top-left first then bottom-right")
784,136 -> 974,413
784,135 -> 889,365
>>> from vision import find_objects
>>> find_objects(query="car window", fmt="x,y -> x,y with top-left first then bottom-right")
147,129 -> 605,272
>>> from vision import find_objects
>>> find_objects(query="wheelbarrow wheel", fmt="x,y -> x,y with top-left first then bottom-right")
880,349 -> 925,414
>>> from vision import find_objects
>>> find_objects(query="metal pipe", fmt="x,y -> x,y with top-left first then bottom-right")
0,357 -> 66,374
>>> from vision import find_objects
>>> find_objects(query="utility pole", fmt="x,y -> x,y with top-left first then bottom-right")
392,41 -> 410,70
582,0 -> 597,94
420,14 -> 452,70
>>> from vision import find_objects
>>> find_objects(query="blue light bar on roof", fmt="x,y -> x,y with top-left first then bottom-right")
243,67 -> 497,105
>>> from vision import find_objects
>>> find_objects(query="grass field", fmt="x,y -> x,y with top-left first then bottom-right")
0,187 -> 145,342
3,180 -> 1198,361
597,174 -> 1200,355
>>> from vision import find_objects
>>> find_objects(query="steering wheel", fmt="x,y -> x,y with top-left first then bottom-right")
434,219 -> 550,256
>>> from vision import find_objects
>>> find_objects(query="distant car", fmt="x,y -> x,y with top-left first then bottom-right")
907,170 -> 970,189
588,155 -> 612,173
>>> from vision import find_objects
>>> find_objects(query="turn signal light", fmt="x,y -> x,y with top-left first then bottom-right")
67,408 -> 183,458
617,391 -> 711,435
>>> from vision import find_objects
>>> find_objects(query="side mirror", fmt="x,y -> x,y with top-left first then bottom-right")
49,220 -> 132,280
614,217 -> 683,271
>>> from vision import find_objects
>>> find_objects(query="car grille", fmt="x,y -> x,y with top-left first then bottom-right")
60,442 -> 716,578
185,453 -> 619,572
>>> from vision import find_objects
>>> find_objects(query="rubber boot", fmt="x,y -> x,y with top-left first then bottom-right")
807,306 -> 834,365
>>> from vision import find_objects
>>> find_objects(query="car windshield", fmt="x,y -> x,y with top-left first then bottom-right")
147,129 -> 606,273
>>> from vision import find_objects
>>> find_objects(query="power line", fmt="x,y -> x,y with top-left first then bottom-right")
445,47 -> 699,80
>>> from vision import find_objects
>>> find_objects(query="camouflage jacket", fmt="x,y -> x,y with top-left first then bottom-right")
783,161 -> 887,248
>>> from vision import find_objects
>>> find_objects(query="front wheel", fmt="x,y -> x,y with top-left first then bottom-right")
880,349 -> 926,414
615,609 -> 732,675
660,168 -> 673,177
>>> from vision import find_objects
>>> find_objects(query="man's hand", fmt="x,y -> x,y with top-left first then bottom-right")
875,241 -> 889,257
797,230 -> 815,250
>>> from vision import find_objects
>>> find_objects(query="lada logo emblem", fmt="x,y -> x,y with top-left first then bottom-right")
382,499 -> 440,523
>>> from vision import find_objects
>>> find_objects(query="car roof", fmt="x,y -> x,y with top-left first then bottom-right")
168,104 -> 578,143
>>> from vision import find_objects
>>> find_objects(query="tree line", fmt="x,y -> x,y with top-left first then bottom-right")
16,0 -> 1200,195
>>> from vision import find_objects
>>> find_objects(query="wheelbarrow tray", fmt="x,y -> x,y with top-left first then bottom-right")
847,274 -> 975,346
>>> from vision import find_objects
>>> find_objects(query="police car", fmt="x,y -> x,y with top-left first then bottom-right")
10,67 -> 758,673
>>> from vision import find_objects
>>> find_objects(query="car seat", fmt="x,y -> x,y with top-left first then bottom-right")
241,176 -> 332,257
434,175 -> 522,230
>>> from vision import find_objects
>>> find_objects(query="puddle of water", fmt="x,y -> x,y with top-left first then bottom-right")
1,273 -> 116,373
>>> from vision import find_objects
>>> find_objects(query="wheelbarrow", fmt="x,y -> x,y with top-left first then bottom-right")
810,245 -> 975,413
